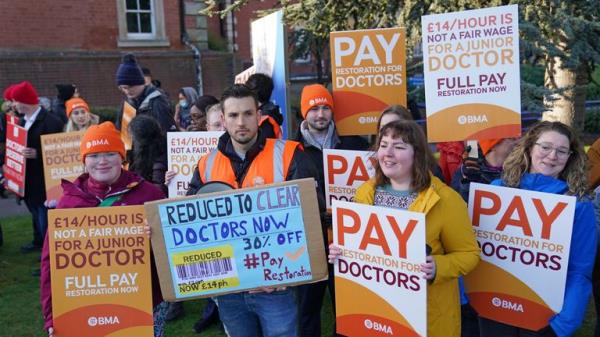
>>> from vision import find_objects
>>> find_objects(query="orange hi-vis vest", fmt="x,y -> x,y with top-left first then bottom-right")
197,138 -> 299,188
260,115 -> 282,139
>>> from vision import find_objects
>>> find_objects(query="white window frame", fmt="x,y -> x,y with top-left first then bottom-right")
116,0 -> 170,47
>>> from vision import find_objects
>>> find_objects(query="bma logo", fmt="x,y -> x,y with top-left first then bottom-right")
491,297 -> 524,312
457,115 -> 488,125
88,315 -> 120,327
86,139 -> 109,148
358,116 -> 378,124
364,319 -> 393,335
309,97 -> 329,106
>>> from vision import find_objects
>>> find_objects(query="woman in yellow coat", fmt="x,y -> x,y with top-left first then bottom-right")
329,120 -> 480,337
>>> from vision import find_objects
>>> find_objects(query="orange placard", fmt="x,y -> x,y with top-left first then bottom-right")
120,101 -> 136,150
48,206 -> 153,337
330,27 -> 406,136
41,131 -> 85,203
333,201 -> 427,336
421,5 -> 521,142
466,183 -> 575,331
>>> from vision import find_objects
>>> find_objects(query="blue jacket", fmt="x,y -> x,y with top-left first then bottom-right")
492,173 -> 597,337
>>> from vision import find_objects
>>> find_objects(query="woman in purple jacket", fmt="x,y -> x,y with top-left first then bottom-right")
40,122 -> 167,337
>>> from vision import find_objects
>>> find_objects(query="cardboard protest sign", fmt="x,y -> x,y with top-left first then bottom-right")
465,183 -> 575,331
167,131 -> 223,198
251,10 -> 291,138
421,5 -> 520,142
41,131 -> 85,202
48,206 -> 153,337
333,200 -> 427,337
4,119 -> 27,196
330,27 -> 406,136
145,178 -> 327,301
323,149 -> 376,209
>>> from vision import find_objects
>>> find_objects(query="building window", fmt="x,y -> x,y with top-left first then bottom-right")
116,0 -> 169,47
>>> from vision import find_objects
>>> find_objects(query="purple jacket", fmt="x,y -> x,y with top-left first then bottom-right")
40,170 -> 165,330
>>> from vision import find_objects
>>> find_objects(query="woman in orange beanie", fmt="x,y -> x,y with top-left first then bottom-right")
40,122 -> 168,337
64,97 -> 99,132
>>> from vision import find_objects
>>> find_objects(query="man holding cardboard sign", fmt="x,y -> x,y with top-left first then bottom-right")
186,84 -> 322,337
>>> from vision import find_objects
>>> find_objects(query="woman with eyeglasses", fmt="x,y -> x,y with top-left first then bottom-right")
479,121 -> 597,337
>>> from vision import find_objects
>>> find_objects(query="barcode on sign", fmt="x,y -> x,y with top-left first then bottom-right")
176,258 -> 234,281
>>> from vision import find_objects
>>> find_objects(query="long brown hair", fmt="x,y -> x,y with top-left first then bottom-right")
502,121 -> 588,197
373,120 -> 434,192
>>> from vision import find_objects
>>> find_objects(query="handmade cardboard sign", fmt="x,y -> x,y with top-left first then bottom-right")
167,131 -> 223,198
41,131 -> 85,202
330,27 -> 407,136
145,178 -> 327,301
465,183 -> 575,330
333,200 -> 427,337
323,149 -> 376,209
48,206 -> 153,337
4,118 -> 27,196
421,5 -> 520,142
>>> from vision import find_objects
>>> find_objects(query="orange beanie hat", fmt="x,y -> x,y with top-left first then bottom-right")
300,84 -> 334,119
80,122 -> 125,162
479,138 -> 503,155
65,97 -> 90,118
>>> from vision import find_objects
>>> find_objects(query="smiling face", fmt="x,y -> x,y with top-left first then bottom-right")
85,152 -> 122,185
529,130 -> 571,178
223,96 -> 260,147
376,134 -> 415,186
71,108 -> 91,128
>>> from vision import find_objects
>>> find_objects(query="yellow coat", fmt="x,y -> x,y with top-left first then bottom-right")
354,176 -> 480,337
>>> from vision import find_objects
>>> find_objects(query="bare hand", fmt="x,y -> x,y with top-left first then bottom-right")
249,286 -> 276,294
22,147 -> 37,159
165,171 -> 177,185
420,255 -> 436,280
328,244 -> 342,263
48,327 -> 54,337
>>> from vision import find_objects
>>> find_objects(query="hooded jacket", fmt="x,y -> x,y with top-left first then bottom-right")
354,176 -> 481,337
40,170 -> 165,330
115,85 -> 176,133
492,173 -> 597,337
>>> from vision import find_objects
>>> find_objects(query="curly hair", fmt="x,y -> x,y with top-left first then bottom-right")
373,120 -> 435,192
501,121 -> 588,197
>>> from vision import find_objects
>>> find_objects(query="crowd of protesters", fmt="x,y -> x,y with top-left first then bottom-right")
0,52 -> 599,337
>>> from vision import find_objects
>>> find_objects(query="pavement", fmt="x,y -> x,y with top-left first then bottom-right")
0,193 -> 29,219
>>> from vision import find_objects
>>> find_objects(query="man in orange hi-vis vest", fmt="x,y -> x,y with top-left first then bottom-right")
187,84 -> 323,337
114,54 -> 176,150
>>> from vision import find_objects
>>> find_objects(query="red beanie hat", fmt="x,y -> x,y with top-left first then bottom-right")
3,85 -> 14,101
300,84 -> 334,119
80,122 -> 125,162
11,81 -> 39,105
479,138 -> 503,155
66,98 -> 90,118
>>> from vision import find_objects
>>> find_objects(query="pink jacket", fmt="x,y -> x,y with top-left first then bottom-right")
40,170 -> 165,330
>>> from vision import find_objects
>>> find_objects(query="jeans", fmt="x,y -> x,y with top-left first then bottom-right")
215,289 -> 298,337
24,200 -> 48,246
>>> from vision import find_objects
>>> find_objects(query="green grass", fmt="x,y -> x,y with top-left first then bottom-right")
0,214 -> 593,336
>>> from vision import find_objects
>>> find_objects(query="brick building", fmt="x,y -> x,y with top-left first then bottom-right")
0,0 -> 235,108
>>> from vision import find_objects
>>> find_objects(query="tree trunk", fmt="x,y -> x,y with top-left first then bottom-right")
543,56 -> 587,130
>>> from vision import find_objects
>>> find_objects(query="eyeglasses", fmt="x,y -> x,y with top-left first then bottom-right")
534,142 -> 572,159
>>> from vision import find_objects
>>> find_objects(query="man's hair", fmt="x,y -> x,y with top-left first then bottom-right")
246,73 -> 274,103
220,84 -> 259,112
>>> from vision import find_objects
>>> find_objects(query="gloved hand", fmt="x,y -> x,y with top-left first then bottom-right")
461,157 -> 482,183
